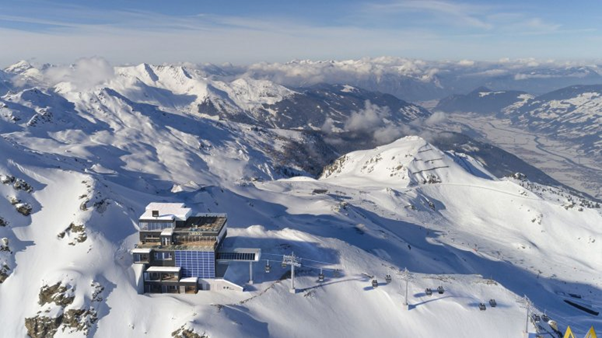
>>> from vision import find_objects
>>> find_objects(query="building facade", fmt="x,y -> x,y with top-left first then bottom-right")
132,203 -> 228,294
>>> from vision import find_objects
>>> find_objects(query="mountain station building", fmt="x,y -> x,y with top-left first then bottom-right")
132,202 -> 260,294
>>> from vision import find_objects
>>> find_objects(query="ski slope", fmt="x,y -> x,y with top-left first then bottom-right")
0,61 -> 601,337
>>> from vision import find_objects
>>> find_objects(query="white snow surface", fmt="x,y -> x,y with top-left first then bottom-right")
0,62 -> 601,337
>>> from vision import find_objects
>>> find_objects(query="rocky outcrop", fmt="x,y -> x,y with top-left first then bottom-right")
172,325 -> 209,338
25,315 -> 63,338
57,223 -> 88,245
25,281 -> 103,337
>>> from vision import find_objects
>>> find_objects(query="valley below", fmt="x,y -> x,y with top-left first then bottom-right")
446,113 -> 602,201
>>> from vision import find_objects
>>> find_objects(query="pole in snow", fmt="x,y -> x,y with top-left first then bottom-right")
403,268 -> 410,310
283,252 -> 301,294
524,295 -> 530,338
249,261 -> 253,285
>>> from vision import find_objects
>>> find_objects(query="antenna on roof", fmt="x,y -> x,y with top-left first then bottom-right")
152,210 -> 159,217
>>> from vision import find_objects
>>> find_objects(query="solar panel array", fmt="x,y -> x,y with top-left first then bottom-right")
174,250 -> 215,278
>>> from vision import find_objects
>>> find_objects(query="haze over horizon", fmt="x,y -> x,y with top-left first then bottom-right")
1,0 -> 601,66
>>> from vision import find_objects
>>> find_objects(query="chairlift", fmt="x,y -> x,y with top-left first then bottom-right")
318,269 -> 325,283
437,286 -> 445,294
372,279 -> 378,288
425,288 -> 433,296
541,313 -> 549,322
385,274 -> 392,283
531,314 -> 541,322
489,299 -> 496,307
265,260 -> 271,273
479,303 -> 486,311
333,269 -> 341,278
281,260 -> 287,268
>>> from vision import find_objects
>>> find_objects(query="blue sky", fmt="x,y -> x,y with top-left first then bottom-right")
0,0 -> 600,66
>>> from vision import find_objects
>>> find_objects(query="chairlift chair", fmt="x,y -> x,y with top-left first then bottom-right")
318,271 -> 325,283
385,274 -> 392,283
281,260 -> 287,268
479,303 -> 486,311
541,313 -> 549,322
489,299 -> 496,307
265,260 -> 271,273
333,269 -> 341,278
372,279 -> 378,288
437,286 -> 444,294
425,288 -> 433,296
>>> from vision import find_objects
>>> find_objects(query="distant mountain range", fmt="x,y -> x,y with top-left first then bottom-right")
1,59 -> 601,337
435,85 -> 602,160
1,60 -> 578,189
435,86 -> 531,115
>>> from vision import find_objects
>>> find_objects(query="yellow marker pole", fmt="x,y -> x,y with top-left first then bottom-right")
563,326 -> 575,338
585,326 -> 598,338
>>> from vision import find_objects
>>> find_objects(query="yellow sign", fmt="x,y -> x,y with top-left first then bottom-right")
585,326 -> 598,338
564,326 -> 575,338
564,326 -> 598,338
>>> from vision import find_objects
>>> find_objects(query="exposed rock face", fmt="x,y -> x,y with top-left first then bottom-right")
16,203 -> 33,216
0,264 -> 9,283
172,326 -> 208,338
1,175 -> 33,192
25,281 -> 103,337
25,315 -> 63,338
13,178 -> 33,192
57,223 -> 87,245
61,308 -> 98,336
38,282 -> 75,307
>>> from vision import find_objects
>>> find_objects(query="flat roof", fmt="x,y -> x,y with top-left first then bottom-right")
132,248 -> 152,254
137,241 -> 217,251
139,203 -> 192,221
181,215 -> 227,234
180,277 -> 198,283
146,266 -> 181,273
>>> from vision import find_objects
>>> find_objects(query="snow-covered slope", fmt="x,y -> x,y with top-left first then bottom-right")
504,85 -> 602,158
435,86 -> 533,115
2,124 -> 601,337
1,60 -> 601,337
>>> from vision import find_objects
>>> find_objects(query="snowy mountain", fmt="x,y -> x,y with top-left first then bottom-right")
437,83 -> 602,176
435,86 -> 533,115
0,60 -> 601,337
212,57 -> 602,102
504,85 -> 602,158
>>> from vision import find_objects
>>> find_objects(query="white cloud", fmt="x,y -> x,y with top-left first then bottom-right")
373,124 -> 403,144
458,59 -> 475,66
344,101 -> 391,133
44,57 -> 115,90
321,117 -> 336,133
369,0 -> 493,30
341,100 -> 406,144
424,111 -> 447,126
